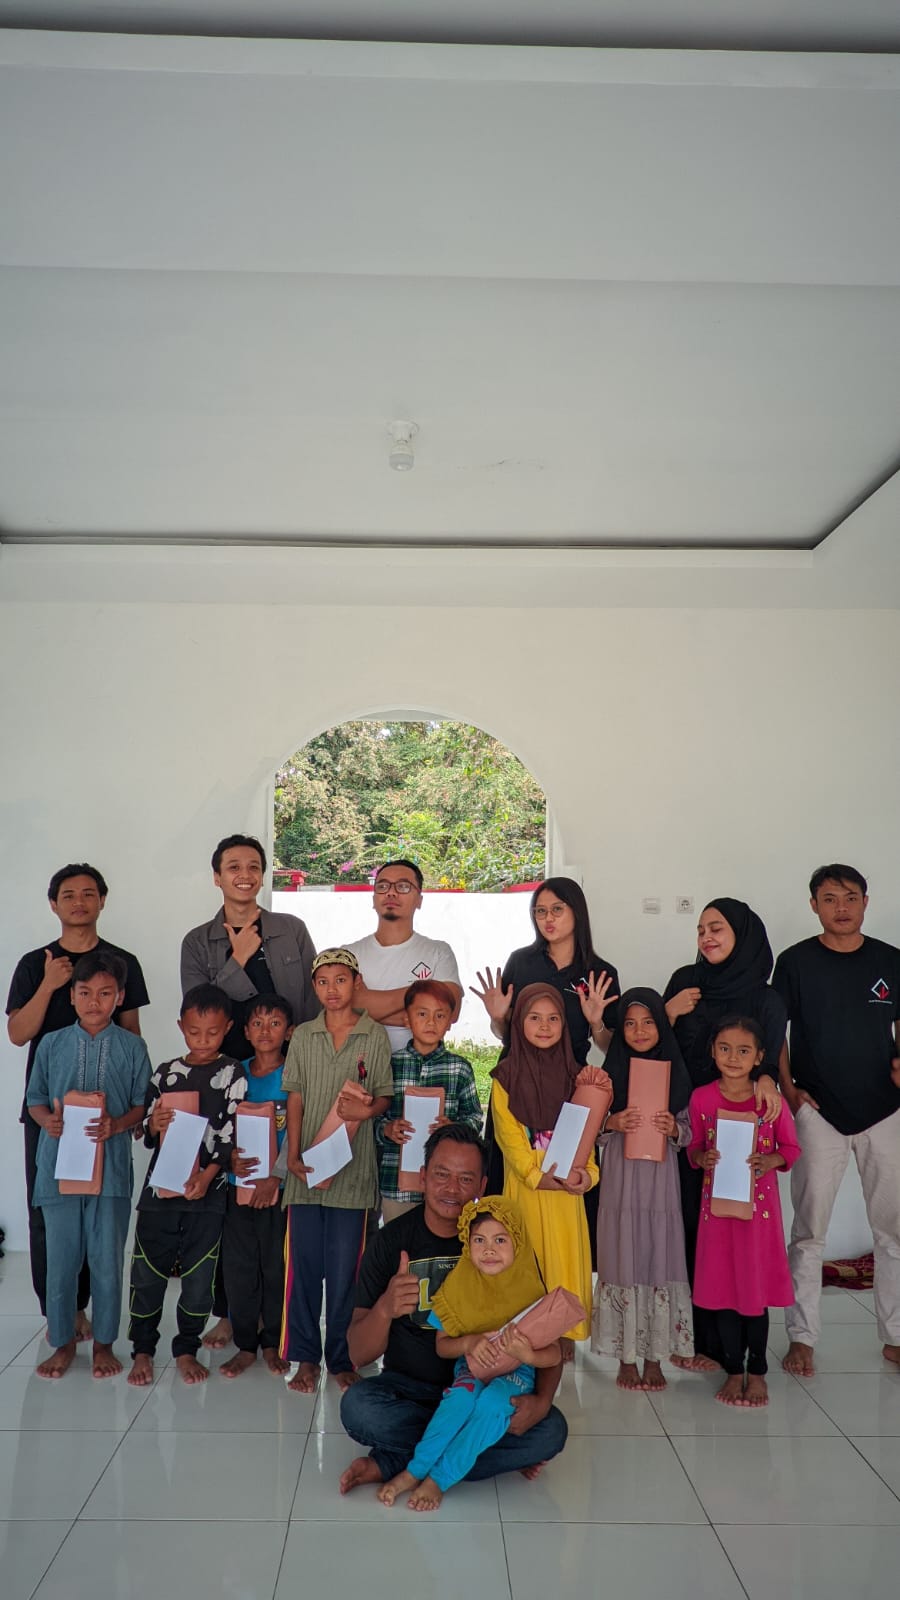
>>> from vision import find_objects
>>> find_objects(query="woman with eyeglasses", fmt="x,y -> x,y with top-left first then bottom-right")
471,877 -> 622,1208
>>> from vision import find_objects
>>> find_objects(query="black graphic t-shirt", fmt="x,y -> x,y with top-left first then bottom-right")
773,935 -> 900,1135
354,1206 -> 463,1387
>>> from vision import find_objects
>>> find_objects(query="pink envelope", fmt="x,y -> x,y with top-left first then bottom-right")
464,1287 -> 585,1380
58,1090 -> 105,1196
623,1058 -> 671,1163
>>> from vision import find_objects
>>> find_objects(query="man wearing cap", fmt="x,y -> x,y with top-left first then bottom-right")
346,860 -> 463,1052
281,947 -> 393,1393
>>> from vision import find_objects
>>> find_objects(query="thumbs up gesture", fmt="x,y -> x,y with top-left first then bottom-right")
385,1248 -> 421,1320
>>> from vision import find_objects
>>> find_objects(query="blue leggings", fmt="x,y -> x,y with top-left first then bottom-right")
407,1361 -> 535,1492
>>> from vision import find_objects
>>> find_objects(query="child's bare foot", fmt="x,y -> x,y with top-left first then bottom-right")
782,1340 -> 815,1377
127,1353 -> 154,1387
616,1362 -> 646,1391
672,1354 -> 720,1372
176,1353 -> 208,1385
262,1348 -> 290,1376
378,1469 -> 419,1507
743,1374 -> 769,1406
333,1369 -> 359,1392
519,1461 -> 546,1481
340,1456 -> 384,1495
715,1374 -> 746,1406
36,1341 -> 76,1380
883,1344 -> 900,1368
642,1360 -> 667,1391
92,1342 -> 122,1379
408,1475 -> 443,1512
220,1350 -> 256,1379
287,1361 -> 320,1393
202,1317 -> 232,1350
75,1309 -> 93,1342
560,1337 -> 575,1365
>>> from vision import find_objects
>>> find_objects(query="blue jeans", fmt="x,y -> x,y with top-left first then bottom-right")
340,1368 -> 568,1482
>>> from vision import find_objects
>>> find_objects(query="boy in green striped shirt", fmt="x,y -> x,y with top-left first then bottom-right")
377,980 -> 483,1222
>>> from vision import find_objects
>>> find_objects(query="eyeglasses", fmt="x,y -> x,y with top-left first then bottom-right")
374,880 -> 418,895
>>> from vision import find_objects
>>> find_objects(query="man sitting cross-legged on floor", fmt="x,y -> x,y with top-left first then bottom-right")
339,1122 -> 567,1495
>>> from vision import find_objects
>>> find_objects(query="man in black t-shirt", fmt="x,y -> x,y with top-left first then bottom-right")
774,864 -> 900,1377
339,1125 -> 568,1495
6,862 -> 150,1326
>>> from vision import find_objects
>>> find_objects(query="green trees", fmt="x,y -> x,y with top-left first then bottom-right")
274,720 -> 546,891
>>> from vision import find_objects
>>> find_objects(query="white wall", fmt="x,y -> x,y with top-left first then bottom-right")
1,599 -> 897,1257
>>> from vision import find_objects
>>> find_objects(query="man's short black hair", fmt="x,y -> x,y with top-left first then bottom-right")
211,834 -> 267,874
48,863 -> 108,903
71,950 -> 127,990
809,863 -> 868,898
376,858 -> 424,891
180,983 -> 233,1020
423,1121 -> 487,1175
247,992 -> 294,1026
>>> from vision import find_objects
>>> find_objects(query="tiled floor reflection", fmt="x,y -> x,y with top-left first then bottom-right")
1,1253 -> 898,1599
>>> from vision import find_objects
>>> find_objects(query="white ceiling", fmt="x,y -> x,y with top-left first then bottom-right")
1,20 -> 899,582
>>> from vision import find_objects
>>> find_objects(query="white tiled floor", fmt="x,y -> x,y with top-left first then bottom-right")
1,1253 -> 899,1599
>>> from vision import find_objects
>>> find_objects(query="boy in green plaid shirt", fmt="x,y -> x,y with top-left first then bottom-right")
376,980 -> 483,1221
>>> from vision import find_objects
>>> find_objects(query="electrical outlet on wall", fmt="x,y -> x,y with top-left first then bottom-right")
642,897 -> 662,915
676,896 -> 694,914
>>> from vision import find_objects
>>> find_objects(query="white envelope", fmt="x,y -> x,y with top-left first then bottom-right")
302,1123 -> 353,1187
712,1116 -> 756,1204
542,1101 -> 591,1182
54,1105 -> 97,1183
151,1109 -> 209,1195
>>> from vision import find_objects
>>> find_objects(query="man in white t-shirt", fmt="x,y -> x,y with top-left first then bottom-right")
346,861 -> 463,1052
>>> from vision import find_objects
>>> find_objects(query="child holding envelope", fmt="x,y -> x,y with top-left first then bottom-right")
281,949 -> 392,1394
127,985 -> 247,1388
377,979 -> 483,1222
592,988 -> 695,1390
26,951 -> 151,1380
377,1196 -> 559,1511
220,992 -> 294,1378
687,1015 -> 801,1407
490,983 -> 597,1344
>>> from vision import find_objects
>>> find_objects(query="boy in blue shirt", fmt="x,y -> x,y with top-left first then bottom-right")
26,951 -> 151,1380
221,993 -> 294,1378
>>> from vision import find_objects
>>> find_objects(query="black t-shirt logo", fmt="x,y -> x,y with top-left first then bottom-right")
871,978 -> 891,1003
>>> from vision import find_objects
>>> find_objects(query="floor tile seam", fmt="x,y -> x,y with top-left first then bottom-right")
841,1435 -> 900,1506
285,1428 -> 317,1520
23,1517 -> 80,1600
495,1493 -> 516,1600
496,1516 -> 713,1526
69,1426 -> 135,1519
707,1520 -> 752,1599
268,1516 -> 297,1600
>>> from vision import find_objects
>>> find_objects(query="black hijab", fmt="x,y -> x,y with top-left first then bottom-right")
693,898 -> 773,1001
603,987 -> 692,1115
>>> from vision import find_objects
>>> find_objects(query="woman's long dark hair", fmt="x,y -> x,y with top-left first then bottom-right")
529,876 -> 598,973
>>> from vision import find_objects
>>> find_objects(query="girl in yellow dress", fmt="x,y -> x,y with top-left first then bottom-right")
490,983 -> 599,1343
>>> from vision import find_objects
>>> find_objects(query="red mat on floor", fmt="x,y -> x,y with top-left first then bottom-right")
822,1253 -> 874,1291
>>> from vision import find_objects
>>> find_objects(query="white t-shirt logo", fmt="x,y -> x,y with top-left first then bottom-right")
412,961 -> 433,980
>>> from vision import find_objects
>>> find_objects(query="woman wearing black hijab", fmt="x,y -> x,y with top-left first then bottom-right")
662,897 -> 786,1369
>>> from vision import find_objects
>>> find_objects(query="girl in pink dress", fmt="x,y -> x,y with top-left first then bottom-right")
687,1015 -> 801,1408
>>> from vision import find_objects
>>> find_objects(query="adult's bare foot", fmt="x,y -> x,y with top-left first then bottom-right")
642,1360 -> 667,1391
743,1374 -> 769,1407
287,1361 -> 320,1394
176,1353 -> 209,1385
408,1475 -> 443,1512
92,1342 -> 122,1379
378,1469 -> 419,1507
672,1354 -> 720,1373
262,1348 -> 290,1376
519,1461 -> 546,1481
333,1370 -> 360,1392
715,1374 -> 745,1407
883,1344 -> 900,1368
616,1362 -> 646,1391
127,1353 -> 154,1388
36,1341 -> 76,1380
340,1456 -> 384,1495
782,1341 -> 815,1377
220,1350 -> 256,1379
75,1310 -> 93,1342
202,1318 -> 232,1350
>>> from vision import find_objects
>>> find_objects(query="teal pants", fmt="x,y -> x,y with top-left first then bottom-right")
42,1195 -> 130,1349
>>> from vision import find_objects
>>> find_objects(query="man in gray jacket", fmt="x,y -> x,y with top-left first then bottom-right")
181,832 -> 318,1348
181,833 -> 318,1062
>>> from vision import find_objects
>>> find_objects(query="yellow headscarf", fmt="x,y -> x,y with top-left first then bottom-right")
430,1195 -> 546,1337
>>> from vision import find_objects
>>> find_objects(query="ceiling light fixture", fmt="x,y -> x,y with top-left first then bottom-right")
388,419 -> 418,472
